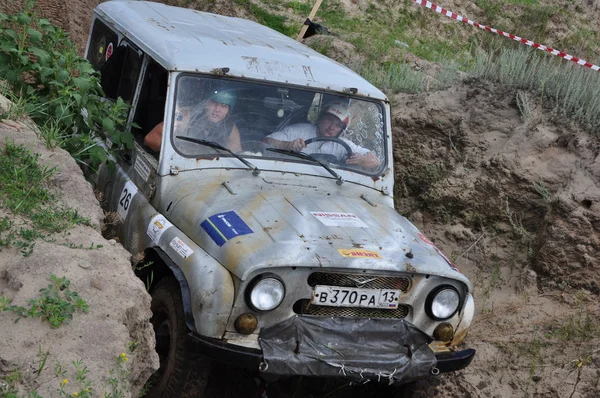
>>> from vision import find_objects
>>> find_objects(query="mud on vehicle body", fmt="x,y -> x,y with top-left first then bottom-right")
86,1 -> 475,395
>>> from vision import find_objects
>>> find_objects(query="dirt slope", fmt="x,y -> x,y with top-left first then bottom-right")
0,95 -> 159,397
393,79 -> 600,397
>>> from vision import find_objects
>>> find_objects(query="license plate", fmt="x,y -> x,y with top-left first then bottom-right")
311,285 -> 401,309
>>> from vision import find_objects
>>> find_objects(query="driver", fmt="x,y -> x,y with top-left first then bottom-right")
264,102 -> 381,169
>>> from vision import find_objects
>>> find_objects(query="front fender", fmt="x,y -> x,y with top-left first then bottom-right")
139,207 -> 235,338
140,208 -> 235,338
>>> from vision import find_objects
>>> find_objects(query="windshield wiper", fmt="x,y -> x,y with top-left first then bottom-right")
267,148 -> 344,186
176,136 -> 260,176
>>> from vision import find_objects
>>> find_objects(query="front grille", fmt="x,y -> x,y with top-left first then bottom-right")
307,272 -> 411,292
294,299 -> 409,319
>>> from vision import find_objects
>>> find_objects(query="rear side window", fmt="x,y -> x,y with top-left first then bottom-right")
97,42 -> 142,104
87,19 -> 118,71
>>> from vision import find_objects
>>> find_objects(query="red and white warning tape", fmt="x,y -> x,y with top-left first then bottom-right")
412,0 -> 600,72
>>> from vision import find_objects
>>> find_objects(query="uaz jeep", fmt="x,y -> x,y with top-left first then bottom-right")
86,1 -> 475,396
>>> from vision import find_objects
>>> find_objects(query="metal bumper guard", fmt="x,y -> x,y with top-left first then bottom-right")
259,315 -> 437,385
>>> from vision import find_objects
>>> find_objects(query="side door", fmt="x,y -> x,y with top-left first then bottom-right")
87,19 -> 147,250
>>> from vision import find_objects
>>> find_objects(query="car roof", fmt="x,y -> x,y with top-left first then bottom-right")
94,1 -> 387,100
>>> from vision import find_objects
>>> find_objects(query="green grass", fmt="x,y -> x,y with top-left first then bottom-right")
0,144 -> 56,214
475,0 -> 505,23
556,28 -> 600,62
0,369 -> 26,398
0,142 -> 90,255
259,0 -> 599,82
286,0 -> 311,14
513,5 -> 559,43
307,36 -> 333,56
234,0 -> 297,36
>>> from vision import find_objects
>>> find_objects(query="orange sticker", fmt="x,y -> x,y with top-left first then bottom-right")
337,249 -> 382,259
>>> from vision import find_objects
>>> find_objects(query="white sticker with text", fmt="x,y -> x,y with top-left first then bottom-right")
117,181 -> 138,221
147,214 -> 173,245
311,212 -> 369,228
134,156 -> 151,182
169,237 -> 194,259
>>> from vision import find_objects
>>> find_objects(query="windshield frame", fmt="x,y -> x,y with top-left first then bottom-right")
167,73 -> 389,177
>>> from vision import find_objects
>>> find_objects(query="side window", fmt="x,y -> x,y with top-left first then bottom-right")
99,42 -> 142,104
117,46 -> 143,104
132,60 -> 168,146
86,19 -> 118,71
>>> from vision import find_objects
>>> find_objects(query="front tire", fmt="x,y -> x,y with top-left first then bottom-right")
146,277 -> 211,398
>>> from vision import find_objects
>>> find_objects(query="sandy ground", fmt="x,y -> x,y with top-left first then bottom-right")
0,0 -> 598,397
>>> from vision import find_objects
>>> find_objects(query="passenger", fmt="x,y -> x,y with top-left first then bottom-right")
144,90 -> 242,153
264,102 -> 381,169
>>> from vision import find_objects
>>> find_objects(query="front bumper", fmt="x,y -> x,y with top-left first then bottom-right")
187,316 -> 475,383
259,315 -> 435,385
435,348 -> 476,373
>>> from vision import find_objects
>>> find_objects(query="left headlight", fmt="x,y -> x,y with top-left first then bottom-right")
247,275 -> 285,312
426,286 -> 461,320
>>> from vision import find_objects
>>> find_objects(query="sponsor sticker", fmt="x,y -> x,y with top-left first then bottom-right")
311,212 -> 368,228
106,42 -> 113,61
338,249 -> 382,259
147,214 -> 173,245
169,237 -> 194,259
134,156 -> 151,182
117,181 -> 138,220
201,211 -> 253,247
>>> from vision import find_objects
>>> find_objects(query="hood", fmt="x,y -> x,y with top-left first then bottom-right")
161,171 -> 468,286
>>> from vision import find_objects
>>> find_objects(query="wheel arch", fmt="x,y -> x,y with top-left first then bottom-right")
138,247 -> 197,333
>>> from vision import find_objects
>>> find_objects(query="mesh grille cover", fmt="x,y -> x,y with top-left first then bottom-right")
300,301 -> 409,319
307,272 -> 410,291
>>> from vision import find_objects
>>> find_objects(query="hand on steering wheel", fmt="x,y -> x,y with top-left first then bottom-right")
303,137 -> 354,159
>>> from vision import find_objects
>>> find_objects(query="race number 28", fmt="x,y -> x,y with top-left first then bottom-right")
117,181 -> 138,220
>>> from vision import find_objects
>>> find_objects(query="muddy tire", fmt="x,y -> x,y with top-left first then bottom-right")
146,277 -> 211,398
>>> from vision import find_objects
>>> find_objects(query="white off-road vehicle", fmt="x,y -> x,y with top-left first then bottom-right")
86,1 -> 475,396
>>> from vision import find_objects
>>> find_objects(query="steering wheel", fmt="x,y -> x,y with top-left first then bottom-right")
304,137 -> 353,164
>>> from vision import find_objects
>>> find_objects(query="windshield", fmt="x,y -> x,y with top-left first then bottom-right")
171,74 -> 387,175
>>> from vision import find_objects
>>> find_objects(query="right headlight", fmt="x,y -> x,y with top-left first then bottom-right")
426,286 -> 461,320
246,275 -> 285,312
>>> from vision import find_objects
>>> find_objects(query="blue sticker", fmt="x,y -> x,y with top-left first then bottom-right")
201,211 -> 253,246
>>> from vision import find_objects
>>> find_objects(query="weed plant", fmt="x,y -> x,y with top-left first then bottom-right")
0,274 -> 89,328
546,311 -> 600,341
351,61 -> 426,94
470,47 -> 600,134
0,343 -> 137,398
0,1 -> 133,172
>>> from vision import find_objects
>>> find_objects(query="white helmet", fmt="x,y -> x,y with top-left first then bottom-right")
322,102 -> 352,128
